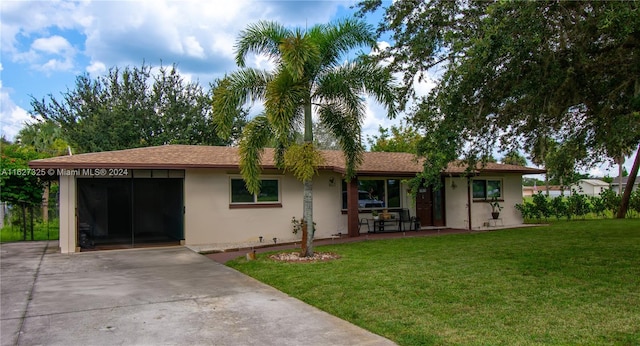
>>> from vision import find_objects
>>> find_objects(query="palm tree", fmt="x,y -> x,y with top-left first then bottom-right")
213,19 -> 397,256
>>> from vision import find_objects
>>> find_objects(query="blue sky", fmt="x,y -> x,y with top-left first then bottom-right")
1,0 -> 399,140
0,0 -> 633,177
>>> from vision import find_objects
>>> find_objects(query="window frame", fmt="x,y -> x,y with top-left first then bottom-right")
229,177 -> 282,208
341,178 -> 402,210
472,178 -> 503,201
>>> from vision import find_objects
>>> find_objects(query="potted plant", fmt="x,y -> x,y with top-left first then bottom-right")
489,197 -> 503,219
372,210 -> 379,220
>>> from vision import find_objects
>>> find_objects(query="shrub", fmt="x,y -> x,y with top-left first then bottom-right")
567,190 -> 591,219
550,196 -> 569,220
532,192 -> 552,220
600,189 -> 620,215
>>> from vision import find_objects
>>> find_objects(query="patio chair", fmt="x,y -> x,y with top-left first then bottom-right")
358,218 -> 371,232
398,208 -> 416,231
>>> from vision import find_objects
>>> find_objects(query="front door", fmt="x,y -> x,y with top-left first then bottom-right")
416,186 -> 446,228
416,187 -> 433,227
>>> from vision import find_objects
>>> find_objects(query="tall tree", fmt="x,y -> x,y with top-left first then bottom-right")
501,150 -> 527,167
367,122 -> 421,154
213,19 -> 397,256
17,120 -> 70,156
359,0 -> 640,213
30,63 -> 244,153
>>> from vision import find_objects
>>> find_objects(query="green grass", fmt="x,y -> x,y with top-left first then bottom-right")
0,219 -> 59,242
228,219 -> 640,345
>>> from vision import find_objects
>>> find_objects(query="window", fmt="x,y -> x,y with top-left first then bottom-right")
473,179 -> 502,200
230,178 -> 280,204
341,179 -> 401,209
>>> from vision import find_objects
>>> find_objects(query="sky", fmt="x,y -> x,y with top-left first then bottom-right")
0,0 -> 634,177
1,0 -> 405,140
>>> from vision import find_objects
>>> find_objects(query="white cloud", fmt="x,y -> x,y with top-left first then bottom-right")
0,85 -> 35,141
86,61 -> 106,76
32,35 -> 73,55
183,36 -> 205,59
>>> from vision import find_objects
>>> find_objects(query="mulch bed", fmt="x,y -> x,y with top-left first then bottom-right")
268,251 -> 341,262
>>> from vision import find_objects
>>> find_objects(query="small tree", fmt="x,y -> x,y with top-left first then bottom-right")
0,143 -> 45,240
212,19 -> 397,257
532,192 -> 552,221
567,190 -> 591,220
550,197 -> 568,220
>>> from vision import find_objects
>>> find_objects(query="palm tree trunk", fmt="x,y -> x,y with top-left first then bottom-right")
302,179 -> 314,257
301,97 -> 315,257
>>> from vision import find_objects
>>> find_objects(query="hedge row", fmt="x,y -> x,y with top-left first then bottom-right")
515,189 -> 640,220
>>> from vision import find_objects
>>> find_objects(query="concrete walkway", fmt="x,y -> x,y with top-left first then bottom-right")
1,241 -> 395,346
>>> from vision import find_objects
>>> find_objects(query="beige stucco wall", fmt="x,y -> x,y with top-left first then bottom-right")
55,169 -> 525,253
444,174 -> 524,230
58,174 -> 76,253
184,169 -> 346,245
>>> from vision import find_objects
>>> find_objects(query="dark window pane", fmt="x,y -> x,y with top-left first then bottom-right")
358,180 -> 386,208
257,179 -> 279,202
387,179 -> 400,208
487,180 -> 501,198
231,179 -> 254,203
341,180 -> 347,209
472,180 -> 487,199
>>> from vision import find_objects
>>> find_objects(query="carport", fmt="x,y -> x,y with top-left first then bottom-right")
76,171 -> 184,250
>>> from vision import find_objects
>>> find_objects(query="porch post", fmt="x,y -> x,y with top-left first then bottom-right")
467,176 -> 472,230
347,177 -> 359,237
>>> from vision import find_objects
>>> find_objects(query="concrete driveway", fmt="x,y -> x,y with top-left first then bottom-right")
1,241 -> 394,346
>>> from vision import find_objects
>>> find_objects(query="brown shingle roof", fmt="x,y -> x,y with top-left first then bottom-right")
29,144 -> 545,176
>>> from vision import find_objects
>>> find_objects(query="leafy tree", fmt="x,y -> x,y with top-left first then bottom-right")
600,189 -> 621,216
532,192 -> 552,221
550,196 -> 568,220
0,142 -> 45,240
522,177 -> 544,187
30,63 -> 243,153
567,190 -> 591,219
212,19 -> 397,256
630,190 -> 640,216
501,150 -> 527,167
545,140 -> 588,192
358,0 -> 640,216
589,195 -> 607,218
366,122 -> 421,154
17,120 -> 70,156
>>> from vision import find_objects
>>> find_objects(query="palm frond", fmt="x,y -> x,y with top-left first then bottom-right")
264,70 -> 307,140
310,18 -> 376,69
315,61 -> 398,119
212,69 -> 272,138
318,102 -> 364,181
279,29 -> 320,81
235,21 -> 291,67
239,115 -> 273,194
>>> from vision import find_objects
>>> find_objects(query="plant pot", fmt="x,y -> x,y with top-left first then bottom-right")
491,212 -> 500,220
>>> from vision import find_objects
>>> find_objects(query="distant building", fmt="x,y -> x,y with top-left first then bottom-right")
523,185 -> 571,198
576,179 -> 610,196
610,176 -> 639,195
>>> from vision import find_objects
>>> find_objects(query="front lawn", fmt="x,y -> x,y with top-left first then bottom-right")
228,219 -> 640,345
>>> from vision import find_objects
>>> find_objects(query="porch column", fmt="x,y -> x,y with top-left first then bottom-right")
347,177 -> 359,237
